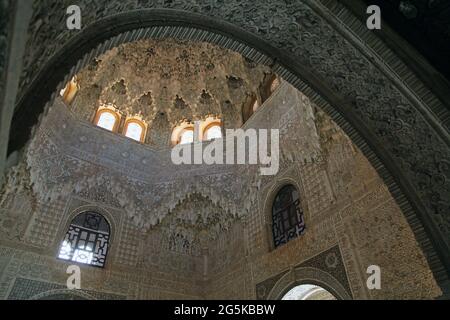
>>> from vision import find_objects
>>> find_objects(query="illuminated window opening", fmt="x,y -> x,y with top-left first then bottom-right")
171,122 -> 195,146
172,118 -> 223,146
179,128 -> 195,144
93,107 -> 120,132
58,212 -> 111,268
204,124 -> 222,141
124,118 -> 146,142
97,112 -> 117,131
60,77 -> 79,105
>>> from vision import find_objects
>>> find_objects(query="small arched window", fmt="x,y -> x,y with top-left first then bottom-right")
58,212 -> 111,268
272,185 -> 305,248
203,122 -> 222,141
60,77 -> 79,105
124,119 -> 146,142
94,107 -> 120,132
179,128 -> 195,145
171,122 -> 196,146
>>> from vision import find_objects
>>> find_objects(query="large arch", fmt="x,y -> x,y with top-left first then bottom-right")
267,267 -> 352,300
3,2 -> 450,295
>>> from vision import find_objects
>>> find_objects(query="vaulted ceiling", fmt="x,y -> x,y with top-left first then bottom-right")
71,38 -> 274,143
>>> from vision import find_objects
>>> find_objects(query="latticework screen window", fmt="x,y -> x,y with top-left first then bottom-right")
58,212 -> 110,268
272,185 -> 305,248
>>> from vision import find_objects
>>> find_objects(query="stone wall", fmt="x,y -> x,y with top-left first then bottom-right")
0,81 -> 441,299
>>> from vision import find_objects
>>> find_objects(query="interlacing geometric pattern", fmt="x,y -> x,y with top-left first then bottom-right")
58,212 -> 110,268
272,185 -> 305,248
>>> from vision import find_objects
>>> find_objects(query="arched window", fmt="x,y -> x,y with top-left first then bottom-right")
179,128 -> 195,144
94,107 -> 120,132
58,212 -> 111,268
272,185 -> 305,248
60,77 -> 79,105
124,119 -> 146,142
204,125 -> 222,141
171,122 -> 196,146
282,284 -> 337,300
202,119 -> 223,141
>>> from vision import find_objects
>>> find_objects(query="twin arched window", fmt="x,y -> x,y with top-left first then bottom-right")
58,212 -> 111,268
242,76 -> 280,124
93,107 -> 146,142
172,118 -> 222,146
271,185 -> 305,248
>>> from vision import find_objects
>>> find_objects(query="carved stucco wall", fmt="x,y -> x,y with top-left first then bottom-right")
0,79 -> 441,299
6,1 -> 450,291
202,104 -> 441,299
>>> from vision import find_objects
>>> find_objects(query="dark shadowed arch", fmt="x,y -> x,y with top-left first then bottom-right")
7,6 -> 450,295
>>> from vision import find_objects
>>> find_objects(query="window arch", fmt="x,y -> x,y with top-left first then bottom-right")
282,284 -> 337,300
124,118 -> 147,142
204,124 -> 222,141
201,118 -> 223,141
171,122 -> 195,146
94,107 -> 120,132
58,212 -> 111,268
60,76 -> 79,105
271,184 -> 305,248
179,127 -> 195,144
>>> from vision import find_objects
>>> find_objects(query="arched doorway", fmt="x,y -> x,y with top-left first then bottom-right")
266,267 -> 353,300
282,284 -> 337,301
3,3 -> 450,295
